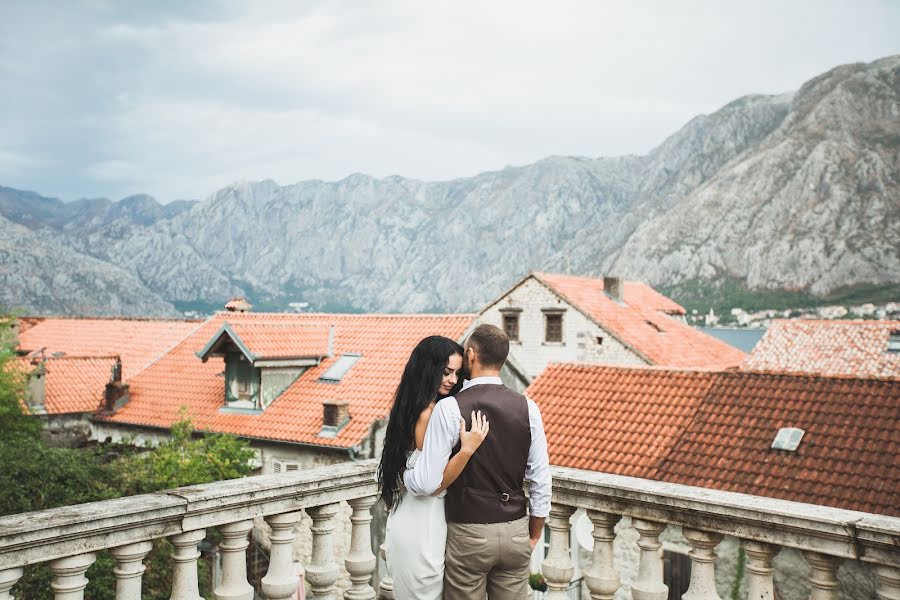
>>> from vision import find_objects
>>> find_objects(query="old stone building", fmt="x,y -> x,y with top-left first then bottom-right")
477,272 -> 747,382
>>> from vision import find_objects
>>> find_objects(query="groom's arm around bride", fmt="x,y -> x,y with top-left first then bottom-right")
405,324 -> 551,600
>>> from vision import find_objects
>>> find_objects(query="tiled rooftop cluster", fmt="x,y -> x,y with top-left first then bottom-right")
742,319 -> 900,378
528,363 -> 899,516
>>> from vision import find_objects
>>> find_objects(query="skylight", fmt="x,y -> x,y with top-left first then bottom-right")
771,427 -> 805,451
888,330 -> 900,354
319,353 -> 362,383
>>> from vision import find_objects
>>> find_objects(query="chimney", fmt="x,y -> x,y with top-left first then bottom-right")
104,358 -> 129,412
25,360 -> 46,414
603,276 -> 624,303
225,297 -> 252,313
319,399 -> 350,438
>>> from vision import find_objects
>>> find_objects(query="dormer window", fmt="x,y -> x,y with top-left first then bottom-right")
197,321 -> 331,413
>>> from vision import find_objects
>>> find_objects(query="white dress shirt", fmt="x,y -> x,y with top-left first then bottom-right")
402,376 -> 552,518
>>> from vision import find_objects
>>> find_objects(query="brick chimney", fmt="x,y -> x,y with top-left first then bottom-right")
319,399 -> 350,438
603,276 -> 624,303
104,358 -> 130,413
25,360 -> 46,414
225,297 -> 252,313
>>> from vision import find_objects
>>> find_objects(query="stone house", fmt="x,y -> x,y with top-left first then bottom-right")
526,362 -> 899,600
477,272 -> 747,382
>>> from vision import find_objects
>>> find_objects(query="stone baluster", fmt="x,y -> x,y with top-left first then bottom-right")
631,519 -> 668,600
215,520 -> 255,600
541,503 -> 576,600
49,553 -> 97,600
742,540 -> 778,600
169,529 -> 206,600
110,541 -> 154,600
802,551 -> 839,600
378,543 -> 394,600
345,496 -> 378,600
261,512 -> 302,600
0,567 -> 24,600
306,503 -> 340,600
682,528 -> 723,600
874,565 -> 900,600
582,511 -> 620,600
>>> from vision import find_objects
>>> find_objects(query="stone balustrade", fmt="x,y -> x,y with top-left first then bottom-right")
0,460 -> 898,600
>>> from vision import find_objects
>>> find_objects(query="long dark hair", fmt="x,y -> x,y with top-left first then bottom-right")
377,335 -> 464,512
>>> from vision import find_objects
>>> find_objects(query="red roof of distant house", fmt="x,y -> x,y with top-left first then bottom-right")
528,363 -> 899,516
527,273 -> 747,369
742,319 -> 900,379
98,312 -> 474,449
17,317 -> 201,379
16,355 -> 118,414
16,317 -> 45,335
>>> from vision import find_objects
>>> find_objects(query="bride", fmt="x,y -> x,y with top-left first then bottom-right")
378,336 -> 490,600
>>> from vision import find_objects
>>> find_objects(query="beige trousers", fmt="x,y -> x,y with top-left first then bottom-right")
444,516 -> 532,600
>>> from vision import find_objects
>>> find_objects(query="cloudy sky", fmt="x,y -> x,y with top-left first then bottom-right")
1,1 -> 898,203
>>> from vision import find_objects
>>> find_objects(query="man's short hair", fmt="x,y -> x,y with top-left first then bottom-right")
467,324 -> 509,369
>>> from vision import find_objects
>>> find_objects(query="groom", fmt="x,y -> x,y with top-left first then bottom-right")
404,323 -> 551,599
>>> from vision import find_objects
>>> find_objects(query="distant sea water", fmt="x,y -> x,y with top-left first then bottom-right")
697,327 -> 766,353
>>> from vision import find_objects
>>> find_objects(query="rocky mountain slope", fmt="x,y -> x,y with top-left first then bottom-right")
1,56 -> 897,316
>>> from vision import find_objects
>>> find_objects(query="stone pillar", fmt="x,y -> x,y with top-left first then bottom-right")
169,529 -> 206,600
742,540 -> 778,600
306,503 -> 340,600
262,512 -> 302,600
0,567 -> 24,600
802,551 -> 839,600
541,503 -> 576,600
631,519 -> 668,600
345,496 -> 378,600
215,520 -> 254,600
377,544 -> 394,600
110,541 -> 153,600
874,565 -> 900,600
49,553 -> 97,600
682,528 -> 723,600
582,511 -> 620,600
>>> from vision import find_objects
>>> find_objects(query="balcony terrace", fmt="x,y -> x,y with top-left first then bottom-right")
1,460 -> 897,600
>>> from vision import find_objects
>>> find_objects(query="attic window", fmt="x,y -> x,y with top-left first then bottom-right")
272,459 -> 300,474
646,320 -> 663,333
319,353 -> 362,382
772,427 -> 805,451
888,330 -> 900,353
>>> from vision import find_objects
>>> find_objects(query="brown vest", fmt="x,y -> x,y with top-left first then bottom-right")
445,383 -> 531,524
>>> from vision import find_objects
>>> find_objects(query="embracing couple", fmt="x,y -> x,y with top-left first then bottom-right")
378,324 -> 551,599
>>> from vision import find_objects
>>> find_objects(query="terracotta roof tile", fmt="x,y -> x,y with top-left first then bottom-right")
17,317 -> 200,379
532,273 -> 747,369
214,322 -> 332,360
742,319 -> 900,378
528,363 -> 899,516
99,312 -> 474,448
16,355 -> 117,414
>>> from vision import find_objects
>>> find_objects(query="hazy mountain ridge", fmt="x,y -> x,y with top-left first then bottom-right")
2,56 -> 897,316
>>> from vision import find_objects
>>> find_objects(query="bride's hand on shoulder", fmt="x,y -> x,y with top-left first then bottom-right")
459,410 -> 489,456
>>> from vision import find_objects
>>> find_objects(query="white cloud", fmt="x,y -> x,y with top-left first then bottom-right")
0,0 -> 898,201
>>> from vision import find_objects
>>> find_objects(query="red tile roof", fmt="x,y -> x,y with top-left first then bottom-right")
742,320 -> 900,379
98,312 -> 474,448
528,363 -> 900,515
529,273 -> 747,369
16,355 -> 118,414
17,317 -> 201,379
212,322 -> 332,360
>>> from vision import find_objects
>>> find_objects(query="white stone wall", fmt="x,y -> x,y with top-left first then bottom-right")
478,277 -> 646,380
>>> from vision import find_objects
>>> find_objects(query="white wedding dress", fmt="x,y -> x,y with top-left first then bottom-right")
384,449 -> 447,600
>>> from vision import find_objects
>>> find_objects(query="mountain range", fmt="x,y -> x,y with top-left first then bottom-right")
1,55 -> 898,317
